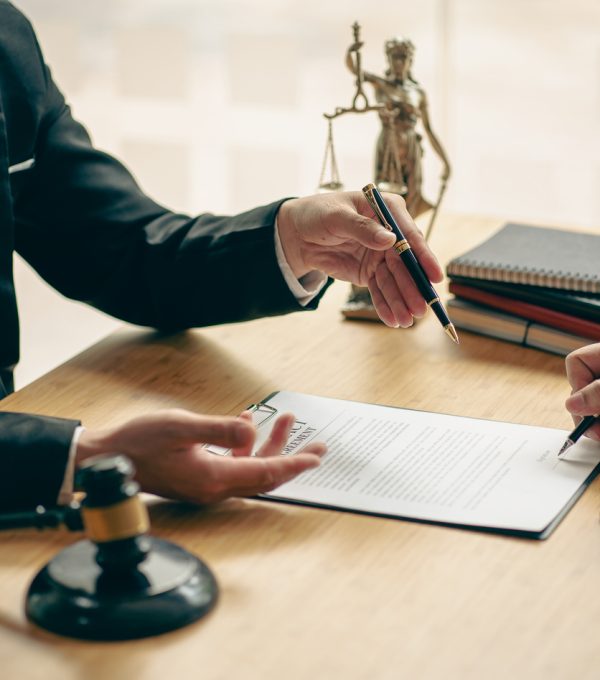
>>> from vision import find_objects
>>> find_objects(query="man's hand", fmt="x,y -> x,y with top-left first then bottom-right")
565,343 -> 600,441
277,191 -> 444,328
76,410 -> 325,503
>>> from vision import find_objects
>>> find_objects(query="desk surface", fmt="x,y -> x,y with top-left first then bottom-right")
1,215 -> 599,680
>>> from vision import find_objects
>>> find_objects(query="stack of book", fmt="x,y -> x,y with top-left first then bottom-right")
445,223 -> 600,356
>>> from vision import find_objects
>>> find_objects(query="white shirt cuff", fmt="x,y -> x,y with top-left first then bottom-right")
274,217 -> 327,306
57,425 -> 84,505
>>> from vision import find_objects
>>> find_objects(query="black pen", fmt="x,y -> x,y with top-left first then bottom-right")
362,183 -> 459,343
558,414 -> 599,457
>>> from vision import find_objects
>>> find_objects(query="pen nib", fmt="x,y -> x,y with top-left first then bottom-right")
558,440 -> 572,458
444,324 -> 460,344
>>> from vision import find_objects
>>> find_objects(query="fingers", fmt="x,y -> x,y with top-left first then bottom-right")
350,191 -> 443,282
230,410 -> 256,457
347,191 -> 444,325
565,345 -> 600,425
367,250 -> 428,328
383,248 -> 428,318
212,452 -> 322,500
232,412 -> 328,460
256,412 -> 296,457
583,424 -> 600,441
381,193 -> 443,283
217,411 -> 326,498
255,413 -> 326,458
300,441 -> 328,457
368,279 -> 398,328
565,379 -> 600,416
164,410 -> 255,449
374,262 -> 413,327
566,344 -> 600,393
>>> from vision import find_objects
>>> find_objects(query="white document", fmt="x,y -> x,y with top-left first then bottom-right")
252,391 -> 600,538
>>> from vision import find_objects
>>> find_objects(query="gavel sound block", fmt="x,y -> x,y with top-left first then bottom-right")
26,454 -> 218,640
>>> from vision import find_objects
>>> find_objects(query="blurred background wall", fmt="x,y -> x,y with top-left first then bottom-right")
10,0 -> 600,387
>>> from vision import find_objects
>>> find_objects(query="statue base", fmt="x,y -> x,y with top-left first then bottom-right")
341,285 -> 381,322
341,285 -> 424,324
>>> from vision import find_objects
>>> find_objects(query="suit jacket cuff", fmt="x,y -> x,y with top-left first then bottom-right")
0,412 -> 80,511
57,426 -> 84,505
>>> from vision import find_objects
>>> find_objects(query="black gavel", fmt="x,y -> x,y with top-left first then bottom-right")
3,454 -> 218,640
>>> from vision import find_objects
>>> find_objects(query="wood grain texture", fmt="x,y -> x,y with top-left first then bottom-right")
1,215 -> 599,680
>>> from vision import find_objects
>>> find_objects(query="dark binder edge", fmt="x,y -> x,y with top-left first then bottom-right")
537,462 -> 600,539
449,275 -> 600,323
251,391 -> 600,540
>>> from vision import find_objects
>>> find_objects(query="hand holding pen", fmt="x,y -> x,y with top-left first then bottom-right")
276,191 -> 445,328
362,184 -> 458,342
560,344 -> 600,456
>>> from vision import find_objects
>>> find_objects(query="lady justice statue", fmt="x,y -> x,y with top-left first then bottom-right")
319,23 -> 451,320
347,34 -> 451,218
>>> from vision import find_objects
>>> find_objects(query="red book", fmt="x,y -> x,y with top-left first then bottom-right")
449,282 -> 600,341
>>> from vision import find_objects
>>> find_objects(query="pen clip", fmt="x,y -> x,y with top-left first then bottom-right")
362,183 -> 391,231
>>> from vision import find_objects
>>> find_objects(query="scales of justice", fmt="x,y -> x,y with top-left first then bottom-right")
318,22 -> 451,321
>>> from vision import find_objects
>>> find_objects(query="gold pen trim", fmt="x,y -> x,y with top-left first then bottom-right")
394,239 -> 411,254
444,323 -> 460,344
362,183 -> 390,230
427,296 -> 440,306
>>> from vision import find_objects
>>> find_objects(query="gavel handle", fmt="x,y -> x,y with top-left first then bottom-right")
0,501 -> 83,531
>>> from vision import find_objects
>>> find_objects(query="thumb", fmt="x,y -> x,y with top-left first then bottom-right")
565,379 -> 600,415
566,344 -> 600,392
331,208 -> 396,250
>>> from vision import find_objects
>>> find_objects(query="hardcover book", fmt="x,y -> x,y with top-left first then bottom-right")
447,298 -> 592,356
448,282 -> 600,341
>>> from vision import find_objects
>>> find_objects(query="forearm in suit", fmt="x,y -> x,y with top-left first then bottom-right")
0,6 -> 331,512
10,17 -> 331,329
0,411 -> 79,511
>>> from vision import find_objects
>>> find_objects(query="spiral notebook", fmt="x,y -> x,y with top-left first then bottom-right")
446,223 -> 600,293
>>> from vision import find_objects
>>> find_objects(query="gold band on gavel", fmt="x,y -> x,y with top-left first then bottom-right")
82,496 -> 149,543
394,239 -> 411,254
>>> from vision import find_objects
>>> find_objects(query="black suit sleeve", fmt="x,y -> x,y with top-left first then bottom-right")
0,5 -> 331,512
11,19 -> 331,329
0,411 -> 79,511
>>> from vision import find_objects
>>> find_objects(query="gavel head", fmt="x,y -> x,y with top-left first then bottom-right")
77,454 -> 150,572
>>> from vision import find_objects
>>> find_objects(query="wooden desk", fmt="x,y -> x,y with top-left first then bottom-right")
1,215 -> 599,680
